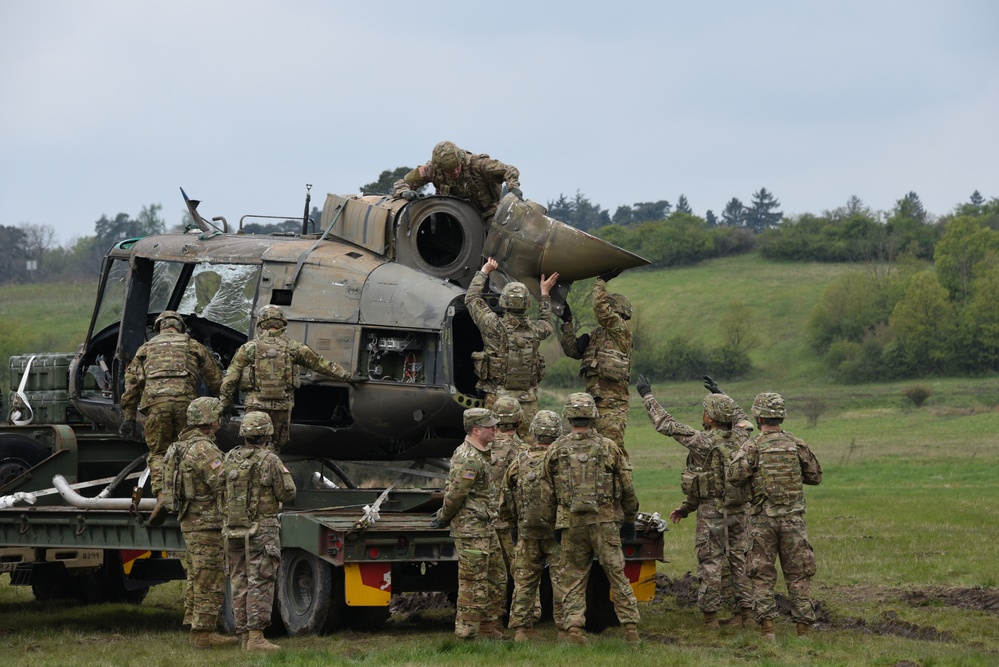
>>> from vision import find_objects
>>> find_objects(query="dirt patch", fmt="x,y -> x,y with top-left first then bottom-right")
655,572 -> 698,608
903,586 -> 999,613
840,610 -> 953,642
390,592 -> 453,618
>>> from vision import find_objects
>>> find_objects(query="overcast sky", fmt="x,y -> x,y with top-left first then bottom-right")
1,1 -> 996,245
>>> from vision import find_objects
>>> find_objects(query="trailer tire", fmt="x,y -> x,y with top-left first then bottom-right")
0,434 -> 48,488
277,548 -> 343,636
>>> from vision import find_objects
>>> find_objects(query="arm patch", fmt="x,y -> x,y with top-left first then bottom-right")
461,469 -> 477,480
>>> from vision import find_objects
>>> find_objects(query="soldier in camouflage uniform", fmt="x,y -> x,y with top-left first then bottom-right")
728,392 -> 823,641
165,397 -> 236,648
220,304 -> 359,452
500,410 -> 566,642
465,257 -> 558,440
223,411 -> 296,651
431,408 -> 508,640
544,392 -> 640,645
558,268 -> 634,455
635,375 -> 755,630
120,310 -> 223,525
489,396 -> 526,576
392,140 -> 522,225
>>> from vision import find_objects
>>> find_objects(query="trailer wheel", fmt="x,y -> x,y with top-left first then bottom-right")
0,434 -> 48,488
277,548 -> 344,636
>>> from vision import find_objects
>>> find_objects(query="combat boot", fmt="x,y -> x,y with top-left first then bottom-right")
740,608 -> 756,628
245,629 -> 280,651
703,611 -> 720,630
623,623 -> 640,643
189,630 -> 238,648
148,498 -> 167,526
238,632 -> 248,650
796,622 -> 811,639
478,620 -> 507,640
566,626 -> 588,645
513,627 -> 534,642
557,629 -> 571,643
760,618 -> 776,643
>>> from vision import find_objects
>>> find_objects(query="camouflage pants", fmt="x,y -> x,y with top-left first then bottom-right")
694,505 -> 752,613
183,528 -> 226,631
143,400 -> 189,495
453,532 -> 507,638
248,407 -> 291,452
594,396 -> 629,456
748,512 -> 817,624
561,522 -> 639,629
227,526 -> 281,632
508,536 -> 565,630
484,393 -> 537,443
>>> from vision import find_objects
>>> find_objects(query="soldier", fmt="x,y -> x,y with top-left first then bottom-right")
220,304 -> 361,452
558,268 -> 634,455
223,411 -> 296,651
544,392 -> 640,645
431,408 -> 507,640
489,395 -> 526,576
465,257 -> 559,439
120,310 -> 222,525
500,410 -> 566,642
392,140 -> 522,225
727,392 -> 823,641
635,375 -> 755,630
163,397 -> 235,648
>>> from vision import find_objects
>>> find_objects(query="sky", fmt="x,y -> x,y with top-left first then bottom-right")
1,1 -> 997,245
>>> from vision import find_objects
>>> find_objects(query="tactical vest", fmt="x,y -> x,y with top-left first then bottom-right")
703,435 -> 751,508
161,439 -> 194,513
752,432 -> 804,506
513,449 -> 555,528
492,318 -> 543,391
253,336 -> 298,401
579,327 -> 630,383
143,334 -> 194,398
557,438 -> 613,515
223,447 -> 269,530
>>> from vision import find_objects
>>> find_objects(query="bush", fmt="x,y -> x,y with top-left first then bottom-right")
903,384 -> 932,408
801,397 -> 827,427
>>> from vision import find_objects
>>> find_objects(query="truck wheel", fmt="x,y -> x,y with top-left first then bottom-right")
0,434 -> 48,488
584,566 -> 620,633
277,548 -> 344,635
73,551 -> 149,605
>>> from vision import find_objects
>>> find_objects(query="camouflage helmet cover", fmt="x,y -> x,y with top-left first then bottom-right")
240,410 -> 275,438
256,304 -> 287,329
703,393 -> 738,423
187,396 -> 223,426
155,310 -> 186,333
431,140 -> 462,172
499,281 -> 531,311
752,392 -> 786,419
463,407 -> 499,430
492,396 -> 524,426
563,392 -> 598,420
609,293 -> 633,320
530,410 -> 563,439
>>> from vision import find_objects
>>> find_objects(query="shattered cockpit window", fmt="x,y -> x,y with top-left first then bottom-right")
177,263 -> 261,335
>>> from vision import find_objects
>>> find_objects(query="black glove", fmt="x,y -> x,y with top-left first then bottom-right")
620,522 -> 636,543
400,190 -> 418,201
510,528 -> 519,545
119,418 -> 139,440
509,187 -> 524,200
347,374 -> 369,387
635,374 -> 652,398
559,303 -> 573,323
703,375 -> 722,394
575,333 -> 590,357
599,268 -> 623,283
554,529 -> 562,545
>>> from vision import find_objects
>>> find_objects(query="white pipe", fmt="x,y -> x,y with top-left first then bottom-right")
52,474 -> 157,511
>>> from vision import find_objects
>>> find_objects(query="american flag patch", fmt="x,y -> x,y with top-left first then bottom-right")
461,470 -> 476,480
210,459 -> 222,470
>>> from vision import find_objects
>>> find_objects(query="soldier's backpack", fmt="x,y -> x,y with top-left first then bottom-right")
160,439 -> 194,513
252,336 -> 297,401
223,447 -> 269,532
702,436 -> 751,508
499,321 -> 543,391
559,438 -> 612,515
752,432 -> 804,505
513,449 -> 555,528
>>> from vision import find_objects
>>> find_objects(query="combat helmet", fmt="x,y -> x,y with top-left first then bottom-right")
608,293 -> 633,320
431,141 -> 462,172
530,410 -> 563,440
702,393 -> 738,424
499,282 -> 531,312
751,392 -> 786,419
256,304 -> 287,330
239,411 -> 275,438
493,396 -> 524,427
154,310 -> 186,333
186,396 -> 223,427
563,392 -> 598,421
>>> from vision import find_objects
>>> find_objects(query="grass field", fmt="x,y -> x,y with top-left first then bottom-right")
1,256 -> 998,665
